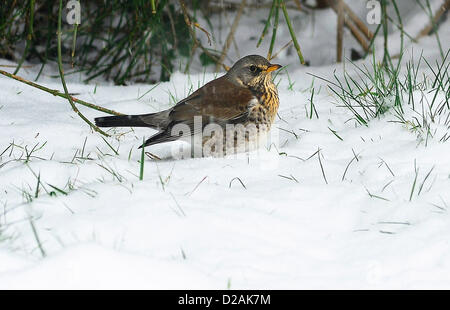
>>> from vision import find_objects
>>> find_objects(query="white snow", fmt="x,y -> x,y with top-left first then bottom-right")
0,0 -> 449,289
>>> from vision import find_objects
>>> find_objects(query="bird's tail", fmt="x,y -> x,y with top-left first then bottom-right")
95,115 -> 149,128
95,111 -> 178,148
95,110 -> 172,129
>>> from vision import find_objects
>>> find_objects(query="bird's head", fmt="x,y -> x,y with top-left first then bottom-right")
226,55 -> 282,89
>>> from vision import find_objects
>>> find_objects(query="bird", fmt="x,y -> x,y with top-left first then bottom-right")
95,55 -> 282,157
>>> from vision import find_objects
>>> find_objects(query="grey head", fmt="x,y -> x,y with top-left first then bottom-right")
225,55 -> 282,88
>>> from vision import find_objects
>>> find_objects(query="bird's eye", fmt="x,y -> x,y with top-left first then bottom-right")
249,65 -> 258,73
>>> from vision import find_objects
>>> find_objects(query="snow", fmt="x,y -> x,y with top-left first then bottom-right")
0,244 -> 217,289
1,1 -> 450,289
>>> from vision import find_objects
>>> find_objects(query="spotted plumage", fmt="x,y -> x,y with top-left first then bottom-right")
95,55 -> 282,156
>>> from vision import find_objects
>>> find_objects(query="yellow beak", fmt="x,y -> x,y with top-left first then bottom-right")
266,64 -> 282,73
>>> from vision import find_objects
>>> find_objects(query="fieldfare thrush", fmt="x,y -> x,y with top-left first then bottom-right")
95,55 -> 282,156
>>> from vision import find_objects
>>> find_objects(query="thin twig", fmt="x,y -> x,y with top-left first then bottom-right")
29,217 -> 46,258
416,0 -> 450,39
166,6 -> 178,50
57,0 -> 109,137
216,0 -> 246,72
317,148 -> 328,184
70,1 -> 80,66
179,0 -> 228,71
267,0 -> 280,60
345,17 -> 370,52
269,39 -> 293,61
257,0 -> 276,48
139,137 -> 145,180
14,0 -> 35,75
336,0 -> 344,62
256,1 -> 275,47
329,0 -> 374,41
186,176 -> 208,196
328,2 -> 370,52
0,69 -> 122,116
229,177 -> 247,189
281,0 -> 305,64
342,150 -> 361,181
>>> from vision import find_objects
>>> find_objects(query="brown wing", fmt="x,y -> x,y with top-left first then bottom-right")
141,76 -> 254,147
169,76 -> 254,125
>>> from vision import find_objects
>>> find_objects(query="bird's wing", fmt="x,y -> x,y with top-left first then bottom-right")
142,76 -> 255,147
169,76 -> 255,127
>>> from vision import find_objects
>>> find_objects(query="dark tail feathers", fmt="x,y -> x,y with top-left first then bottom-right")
95,115 -> 151,128
95,111 -> 178,147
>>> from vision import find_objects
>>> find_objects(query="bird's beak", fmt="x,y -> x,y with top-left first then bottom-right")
266,64 -> 282,73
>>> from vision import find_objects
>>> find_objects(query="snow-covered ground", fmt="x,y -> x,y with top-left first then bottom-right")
0,1 -> 449,289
